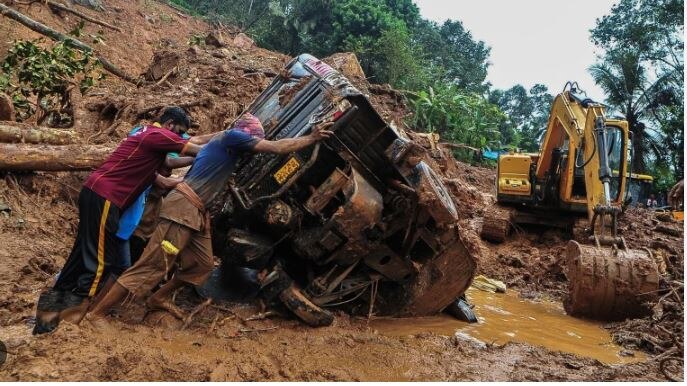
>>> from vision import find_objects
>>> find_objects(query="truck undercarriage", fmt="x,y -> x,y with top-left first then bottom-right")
207,54 -> 476,325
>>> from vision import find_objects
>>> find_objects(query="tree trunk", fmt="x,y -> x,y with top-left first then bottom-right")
0,3 -> 138,84
0,123 -> 76,145
0,143 -> 112,171
47,1 -> 121,31
632,126 -> 647,172
0,93 -> 15,121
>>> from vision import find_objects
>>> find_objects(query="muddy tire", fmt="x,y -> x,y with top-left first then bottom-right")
279,284 -> 334,327
411,161 -> 458,225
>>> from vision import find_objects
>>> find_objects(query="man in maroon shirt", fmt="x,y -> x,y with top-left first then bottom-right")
34,107 -> 211,334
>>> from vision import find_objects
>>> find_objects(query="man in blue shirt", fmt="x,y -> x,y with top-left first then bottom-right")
89,113 -> 333,322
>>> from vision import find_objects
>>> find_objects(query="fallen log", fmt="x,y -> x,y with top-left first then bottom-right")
0,3 -> 138,84
654,224 -> 682,237
46,1 -> 122,32
0,93 -> 15,121
0,143 -> 111,171
0,123 -> 76,145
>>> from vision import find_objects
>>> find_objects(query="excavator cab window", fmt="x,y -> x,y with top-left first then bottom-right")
606,126 -> 624,201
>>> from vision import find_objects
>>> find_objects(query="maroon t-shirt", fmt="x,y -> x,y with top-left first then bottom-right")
84,125 -> 188,209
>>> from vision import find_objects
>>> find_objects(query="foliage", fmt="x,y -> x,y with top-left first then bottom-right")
488,84 -> 553,152
176,0 -> 503,162
589,0 -> 683,188
412,19 -> 490,93
0,39 -> 103,122
176,0 -> 490,93
188,33 -> 206,46
407,84 -> 506,162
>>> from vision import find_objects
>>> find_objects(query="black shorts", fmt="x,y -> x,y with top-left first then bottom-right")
53,187 -> 122,297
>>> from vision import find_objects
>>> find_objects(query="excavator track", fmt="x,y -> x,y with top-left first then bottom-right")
480,206 -> 516,243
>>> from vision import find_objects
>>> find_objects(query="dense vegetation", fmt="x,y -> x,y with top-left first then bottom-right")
171,0 -> 536,155
590,0 -> 684,191
0,38 -> 103,126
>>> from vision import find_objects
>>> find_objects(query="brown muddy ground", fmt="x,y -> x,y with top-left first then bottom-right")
0,0 -> 683,381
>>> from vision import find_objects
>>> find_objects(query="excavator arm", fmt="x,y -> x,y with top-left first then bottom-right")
581,110 -> 630,243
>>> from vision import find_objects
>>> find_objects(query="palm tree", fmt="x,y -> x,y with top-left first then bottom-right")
589,49 -> 677,172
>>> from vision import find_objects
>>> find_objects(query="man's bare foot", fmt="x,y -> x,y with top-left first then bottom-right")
146,297 -> 186,320
84,313 -> 111,330
60,298 -> 91,325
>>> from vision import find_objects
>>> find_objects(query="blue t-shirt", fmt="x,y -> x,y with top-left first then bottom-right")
184,129 -> 258,206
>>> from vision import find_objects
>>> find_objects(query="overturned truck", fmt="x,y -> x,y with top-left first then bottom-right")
208,54 -> 476,326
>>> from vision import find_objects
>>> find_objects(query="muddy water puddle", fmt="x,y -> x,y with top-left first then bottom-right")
372,289 -> 646,364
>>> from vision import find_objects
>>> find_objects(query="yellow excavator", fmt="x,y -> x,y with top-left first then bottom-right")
481,82 -> 660,320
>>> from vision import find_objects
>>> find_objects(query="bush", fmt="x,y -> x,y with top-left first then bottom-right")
406,83 -> 506,162
0,39 -> 103,124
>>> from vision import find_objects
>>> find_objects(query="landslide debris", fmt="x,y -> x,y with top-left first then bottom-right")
0,0 -> 682,381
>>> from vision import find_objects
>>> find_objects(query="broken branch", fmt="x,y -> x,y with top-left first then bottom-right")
47,1 -> 122,32
0,3 -> 138,84
654,224 -> 682,237
155,66 -> 178,87
181,297 -> 212,330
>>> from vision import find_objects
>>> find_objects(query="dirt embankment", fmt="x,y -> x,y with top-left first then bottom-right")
0,0 -> 683,381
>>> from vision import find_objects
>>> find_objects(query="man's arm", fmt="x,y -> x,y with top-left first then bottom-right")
154,174 -> 183,190
189,132 -> 220,145
164,156 -> 194,170
253,122 -> 333,155
181,142 -> 203,156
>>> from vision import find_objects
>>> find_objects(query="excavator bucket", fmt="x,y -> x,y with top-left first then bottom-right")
564,240 -> 660,320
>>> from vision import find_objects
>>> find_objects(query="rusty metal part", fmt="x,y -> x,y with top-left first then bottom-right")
394,227 -> 477,316
564,240 -> 660,320
264,200 -> 296,227
410,162 -> 458,225
324,169 -> 384,265
304,167 -> 349,215
363,245 -> 416,281
279,284 -> 334,327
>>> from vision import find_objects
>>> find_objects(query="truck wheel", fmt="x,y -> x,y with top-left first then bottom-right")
279,284 -> 334,327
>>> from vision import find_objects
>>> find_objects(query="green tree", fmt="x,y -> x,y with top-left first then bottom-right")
590,0 -> 683,179
407,84 -> 506,161
488,84 -> 553,151
412,19 -> 490,92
